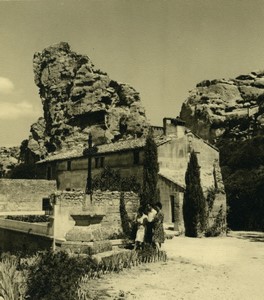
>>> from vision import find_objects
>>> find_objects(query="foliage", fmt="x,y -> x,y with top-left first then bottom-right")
183,151 -> 207,237
136,244 -> 167,263
218,136 -> 264,231
205,205 -> 226,237
77,247 -> 167,299
119,192 -> 134,239
1,245 -> 167,300
6,215 -> 50,223
26,251 -> 95,300
141,130 -> 159,206
206,186 -> 217,213
9,163 -> 36,179
92,166 -> 141,193
0,254 -> 27,300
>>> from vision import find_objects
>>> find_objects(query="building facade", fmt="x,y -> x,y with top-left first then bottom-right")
37,118 -> 225,229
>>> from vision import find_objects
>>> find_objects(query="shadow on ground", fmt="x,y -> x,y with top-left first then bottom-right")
228,231 -> 264,243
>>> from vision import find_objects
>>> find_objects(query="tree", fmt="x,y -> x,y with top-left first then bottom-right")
141,130 -> 159,206
9,163 -> 36,179
183,151 -> 206,237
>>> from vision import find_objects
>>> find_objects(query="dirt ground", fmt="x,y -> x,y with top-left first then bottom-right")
89,231 -> 264,300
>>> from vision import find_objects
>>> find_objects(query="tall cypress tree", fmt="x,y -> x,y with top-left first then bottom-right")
141,130 -> 159,206
183,151 -> 207,237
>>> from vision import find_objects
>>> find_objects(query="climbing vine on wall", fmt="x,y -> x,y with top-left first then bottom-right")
92,166 -> 141,192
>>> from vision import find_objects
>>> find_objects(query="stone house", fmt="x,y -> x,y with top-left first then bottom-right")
36,117 -> 225,230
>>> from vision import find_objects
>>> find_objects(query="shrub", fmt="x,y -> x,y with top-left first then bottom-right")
26,251 -> 95,300
119,192 -> 132,238
9,163 -> 36,179
6,215 -> 50,223
92,166 -> 140,193
205,205 -> 226,237
0,255 -> 27,300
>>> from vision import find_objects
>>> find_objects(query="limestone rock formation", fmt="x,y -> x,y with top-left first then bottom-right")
28,42 -> 149,160
0,147 -> 19,177
180,70 -> 264,143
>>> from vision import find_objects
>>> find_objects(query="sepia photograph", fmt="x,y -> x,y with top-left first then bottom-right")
0,0 -> 263,299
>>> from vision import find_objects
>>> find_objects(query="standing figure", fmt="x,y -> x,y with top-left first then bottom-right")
153,202 -> 165,250
134,207 -> 148,250
145,204 -> 157,244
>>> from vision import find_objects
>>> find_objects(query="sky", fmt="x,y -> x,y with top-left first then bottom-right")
1,0 -> 264,146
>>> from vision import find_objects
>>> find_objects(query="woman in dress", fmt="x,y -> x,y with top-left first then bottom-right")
134,207 -> 148,250
152,202 -> 165,250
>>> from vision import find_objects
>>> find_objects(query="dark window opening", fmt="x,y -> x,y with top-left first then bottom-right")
95,157 -> 99,168
95,157 -> 105,168
42,198 -> 52,215
100,157 -> 105,168
170,195 -> 175,223
133,150 -> 140,164
47,166 -> 52,180
67,160 -> 71,171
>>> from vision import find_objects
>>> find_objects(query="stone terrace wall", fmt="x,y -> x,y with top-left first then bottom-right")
53,190 -> 139,241
0,179 -> 57,212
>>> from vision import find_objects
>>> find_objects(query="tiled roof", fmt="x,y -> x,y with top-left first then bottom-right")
37,136 -> 171,163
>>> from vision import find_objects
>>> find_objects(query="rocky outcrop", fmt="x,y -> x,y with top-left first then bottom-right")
0,147 -> 19,177
27,42 -> 149,160
180,70 -> 264,143
180,71 -> 264,231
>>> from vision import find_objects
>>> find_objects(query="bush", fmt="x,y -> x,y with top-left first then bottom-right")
6,215 -> 50,223
219,136 -> 264,231
92,166 -> 141,193
119,192 -> 133,239
9,163 -> 36,179
26,251 -> 95,300
205,205 -> 226,237
0,254 -> 27,300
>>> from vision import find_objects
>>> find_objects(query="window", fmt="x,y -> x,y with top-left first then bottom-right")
95,157 -> 99,168
47,166 -> 52,180
95,157 -> 105,168
133,150 -> 140,164
100,157 -> 105,168
170,195 -> 175,223
67,160 -> 71,171
42,198 -> 52,215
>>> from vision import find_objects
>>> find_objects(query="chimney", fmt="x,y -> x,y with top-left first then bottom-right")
163,117 -> 186,138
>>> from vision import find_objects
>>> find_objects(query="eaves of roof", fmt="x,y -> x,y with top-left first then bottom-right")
37,136 -> 171,164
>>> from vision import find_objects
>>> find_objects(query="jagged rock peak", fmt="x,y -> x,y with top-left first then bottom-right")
28,42 -> 149,161
180,69 -> 264,143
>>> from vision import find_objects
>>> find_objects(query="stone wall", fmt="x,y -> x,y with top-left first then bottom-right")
158,175 -> 184,230
0,227 -> 52,253
0,179 -> 57,212
52,190 -> 140,241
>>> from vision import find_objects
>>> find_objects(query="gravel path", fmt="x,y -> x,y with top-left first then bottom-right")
89,232 -> 264,300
